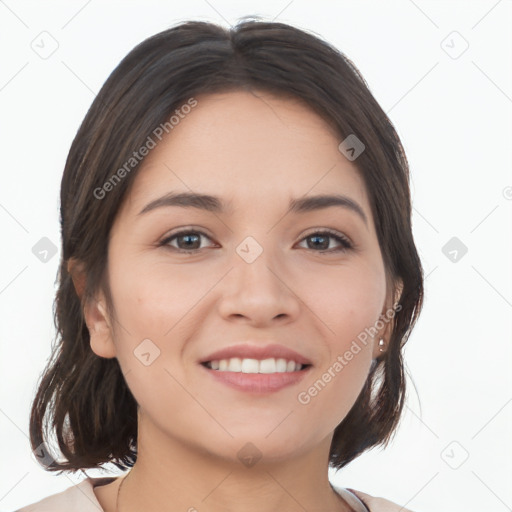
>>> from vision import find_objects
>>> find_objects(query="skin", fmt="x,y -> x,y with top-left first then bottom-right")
74,90 -> 402,512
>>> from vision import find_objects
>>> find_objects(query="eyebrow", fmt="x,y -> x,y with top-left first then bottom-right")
138,191 -> 368,225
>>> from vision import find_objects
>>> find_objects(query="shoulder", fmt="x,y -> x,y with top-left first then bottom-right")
349,489 -> 415,512
14,477 -> 113,512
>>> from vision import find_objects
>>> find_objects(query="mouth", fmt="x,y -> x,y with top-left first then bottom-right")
199,357 -> 313,393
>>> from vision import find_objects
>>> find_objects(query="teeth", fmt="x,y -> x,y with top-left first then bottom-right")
206,357 -> 304,373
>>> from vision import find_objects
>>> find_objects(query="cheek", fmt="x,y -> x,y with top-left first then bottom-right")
106,263 -> 196,418
106,255 -> 223,398
290,264 -> 385,432
108,253 -> 212,339
302,260 -> 386,346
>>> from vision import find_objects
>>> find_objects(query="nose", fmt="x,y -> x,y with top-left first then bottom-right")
217,243 -> 301,326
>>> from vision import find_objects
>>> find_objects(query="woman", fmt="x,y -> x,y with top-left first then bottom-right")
18,18 -> 423,512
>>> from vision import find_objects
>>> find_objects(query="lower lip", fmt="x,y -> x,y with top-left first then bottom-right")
199,364 -> 311,393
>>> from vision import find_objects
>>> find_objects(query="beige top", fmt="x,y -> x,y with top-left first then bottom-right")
15,476 -> 412,512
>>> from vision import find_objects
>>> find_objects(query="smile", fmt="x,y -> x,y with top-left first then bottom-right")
200,358 -> 312,393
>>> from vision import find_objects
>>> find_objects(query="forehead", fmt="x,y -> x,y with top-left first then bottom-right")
119,90 -> 370,220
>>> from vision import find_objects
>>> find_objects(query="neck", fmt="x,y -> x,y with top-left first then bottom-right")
115,414 -> 349,512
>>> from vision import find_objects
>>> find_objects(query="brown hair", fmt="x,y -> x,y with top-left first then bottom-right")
29,17 -> 423,474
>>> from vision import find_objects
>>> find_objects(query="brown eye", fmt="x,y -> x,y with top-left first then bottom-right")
160,230 -> 214,253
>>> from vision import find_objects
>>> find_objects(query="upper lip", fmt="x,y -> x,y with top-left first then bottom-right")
199,343 -> 313,366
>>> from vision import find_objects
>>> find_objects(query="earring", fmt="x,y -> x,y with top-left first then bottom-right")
378,338 -> 385,352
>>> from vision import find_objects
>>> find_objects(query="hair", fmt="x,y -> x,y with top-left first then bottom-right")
29,17 -> 424,474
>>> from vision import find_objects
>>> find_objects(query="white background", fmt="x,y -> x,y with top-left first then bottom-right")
1,1 -> 511,511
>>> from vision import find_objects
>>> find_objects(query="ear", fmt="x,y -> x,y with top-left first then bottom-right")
372,278 -> 404,359
67,257 -> 117,359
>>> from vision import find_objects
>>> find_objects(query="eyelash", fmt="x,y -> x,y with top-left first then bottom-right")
159,228 -> 354,255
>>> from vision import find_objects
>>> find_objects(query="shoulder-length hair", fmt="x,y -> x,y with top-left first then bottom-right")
30,18 -> 423,473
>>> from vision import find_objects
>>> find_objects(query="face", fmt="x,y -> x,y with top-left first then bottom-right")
85,90 -> 396,465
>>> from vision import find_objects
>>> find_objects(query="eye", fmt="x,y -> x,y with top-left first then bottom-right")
159,229 -> 216,253
297,229 -> 353,253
